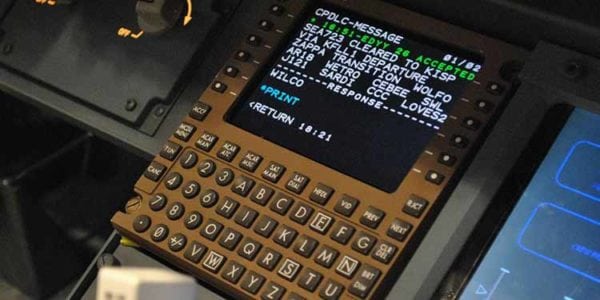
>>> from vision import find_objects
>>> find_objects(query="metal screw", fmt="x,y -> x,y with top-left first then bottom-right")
125,99 -> 137,111
563,60 -> 585,79
125,197 -> 142,213
154,106 -> 166,117
2,43 -> 13,55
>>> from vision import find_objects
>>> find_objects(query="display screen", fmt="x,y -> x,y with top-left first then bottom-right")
228,5 -> 483,192
461,108 -> 600,299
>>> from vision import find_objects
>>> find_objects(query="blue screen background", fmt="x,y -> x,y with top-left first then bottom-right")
461,108 -> 600,300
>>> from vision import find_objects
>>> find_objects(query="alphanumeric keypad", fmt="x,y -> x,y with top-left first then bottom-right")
238,238 -> 262,261
184,241 -> 206,263
149,194 -> 167,211
179,151 -> 198,169
314,245 -> 338,268
273,225 -> 297,248
293,235 -> 318,258
298,268 -> 322,292
231,176 -> 255,197
168,233 -> 187,252
216,197 -> 239,219
202,250 -> 226,273
181,181 -> 201,199
201,219 -> 224,241
166,202 -> 185,220
254,215 -> 278,238
197,159 -> 216,177
309,212 -> 334,234
335,255 -> 360,278
319,279 -> 344,300
221,261 -> 246,284
290,203 -> 313,225
270,193 -> 294,215
164,172 -> 183,190
215,168 -> 235,186
241,271 -> 265,294
351,232 -> 377,255
199,189 -> 219,207
251,184 -> 274,206
133,215 -> 151,233
329,222 -> 355,245
150,224 -> 169,242
261,281 -> 286,300
257,248 -> 281,271
184,211 -> 203,230
218,228 -> 243,250
277,258 -> 301,281
234,206 -> 258,228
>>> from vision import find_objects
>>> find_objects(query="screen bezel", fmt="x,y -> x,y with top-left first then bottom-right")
225,1 -> 486,192
433,104 -> 575,297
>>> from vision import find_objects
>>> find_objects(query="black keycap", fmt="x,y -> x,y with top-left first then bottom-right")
201,219 -> 223,241
285,172 -> 310,194
168,233 -> 187,252
450,135 -> 469,148
221,261 -> 246,284
195,132 -> 218,152
159,141 -> 181,161
133,215 -> 151,233
475,99 -> 494,113
189,101 -> 211,121
371,241 -> 397,264
150,224 -> 169,242
174,122 -> 196,142
425,170 -> 445,185
166,202 -> 185,220
239,151 -> 263,172
309,183 -> 334,205
309,212 -> 334,234
241,271 -> 266,294
352,232 -> 377,255
277,258 -> 301,281
184,211 -> 202,230
349,265 -> 381,298
223,66 -> 239,78
199,189 -> 219,207
202,250 -> 226,273
438,152 -> 457,166
181,181 -> 201,199
231,176 -> 255,197
217,141 -> 240,162
403,194 -> 429,218
269,4 -> 285,16
251,185 -> 274,205
164,172 -> 183,190
360,206 -> 385,229
211,81 -> 227,93
330,222 -> 355,245
293,235 -> 318,258
334,195 -> 359,216
258,19 -> 274,31
262,162 -> 286,183
144,161 -> 166,181
273,225 -> 298,248
335,255 -> 360,278
463,117 -> 482,131
261,281 -> 286,300
257,248 -> 281,271
238,238 -> 262,261
289,203 -> 313,225
149,194 -> 167,211
254,215 -> 278,238
215,168 -> 235,186
234,50 -> 251,62
314,245 -> 338,268
216,197 -> 239,219
184,241 -> 206,263
197,159 -> 216,177
218,228 -> 243,250
298,268 -> 322,292
246,34 -> 262,46
234,206 -> 259,228
288,292 -> 306,300
270,193 -> 294,215
387,219 -> 413,242
319,279 -> 344,300
179,150 -> 198,169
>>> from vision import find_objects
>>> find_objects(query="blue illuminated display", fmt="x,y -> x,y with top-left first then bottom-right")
462,108 -> 600,300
